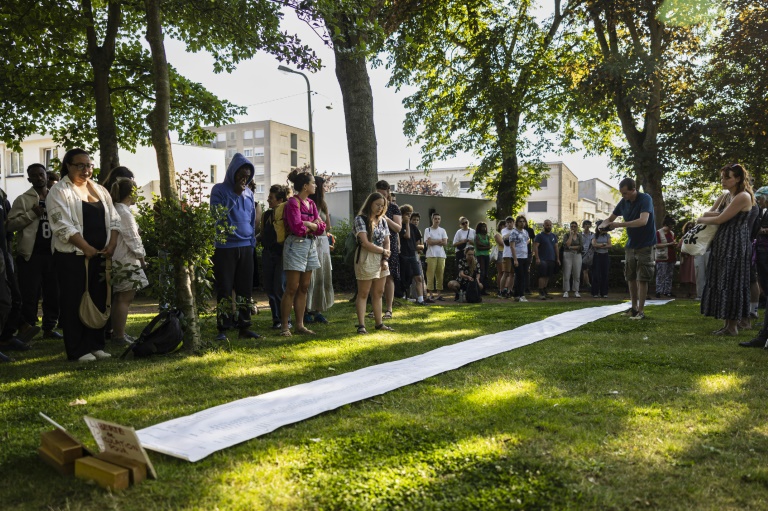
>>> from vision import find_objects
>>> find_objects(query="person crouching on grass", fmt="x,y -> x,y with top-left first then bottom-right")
353,192 -> 393,334
447,246 -> 483,300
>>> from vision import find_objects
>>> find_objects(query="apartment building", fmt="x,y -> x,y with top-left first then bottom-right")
0,135 -> 224,203
520,162 -> 620,226
203,120 -> 311,202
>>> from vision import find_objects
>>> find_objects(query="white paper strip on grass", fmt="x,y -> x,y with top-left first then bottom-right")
137,300 -> 671,461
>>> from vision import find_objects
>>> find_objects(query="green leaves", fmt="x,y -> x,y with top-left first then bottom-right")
388,0 -> 577,216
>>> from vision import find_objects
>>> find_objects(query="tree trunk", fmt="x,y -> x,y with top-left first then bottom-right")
333,42 -> 378,214
635,153 -> 666,227
144,0 -> 200,350
494,109 -> 521,219
82,0 -> 121,175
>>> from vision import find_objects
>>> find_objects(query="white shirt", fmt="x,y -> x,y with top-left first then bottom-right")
501,227 -> 514,258
452,227 -> 475,246
424,226 -> 448,258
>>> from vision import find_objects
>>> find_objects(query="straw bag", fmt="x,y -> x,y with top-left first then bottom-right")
79,257 -> 112,329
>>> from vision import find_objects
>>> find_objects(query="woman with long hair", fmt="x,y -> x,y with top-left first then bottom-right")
353,192 -> 392,333
280,168 -> 325,337
47,149 -> 121,361
109,177 -> 148,344
698,163 -> 758,335
306,175 -> 334,324
447,246 -> 483,298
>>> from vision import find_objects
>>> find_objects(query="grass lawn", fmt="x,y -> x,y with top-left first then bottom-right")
2,297 -> 768,510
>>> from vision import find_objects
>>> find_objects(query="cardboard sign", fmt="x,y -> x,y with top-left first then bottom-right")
84,416 -> 157,479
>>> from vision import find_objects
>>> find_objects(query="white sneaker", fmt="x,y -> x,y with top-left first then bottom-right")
574,292 -> 581,298
518,296 -> 528,302
563,292 -> 569,298
91,350 -> 112,360
78,353 -> 97,362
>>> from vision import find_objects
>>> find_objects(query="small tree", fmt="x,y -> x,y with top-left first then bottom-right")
136,168 -> 232,348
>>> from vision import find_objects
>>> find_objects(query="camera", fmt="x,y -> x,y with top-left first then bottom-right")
504,239 -> 510,246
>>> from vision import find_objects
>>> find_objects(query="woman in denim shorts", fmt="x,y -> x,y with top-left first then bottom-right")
280,168 -> 325,337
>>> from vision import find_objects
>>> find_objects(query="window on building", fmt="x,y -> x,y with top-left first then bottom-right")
243,148 -> 253,157
255,184 -> 265,193
540,178 -> 548,188
253,165 -> 265,176
390,184 -> 397,192
42,148 -> 56,170
254,129 -> 264,139
253,146 -> 265,157
243,130 -> 253,140
527,201 -> 547,213
216,133 -> 226,142
227,131 -> 236,141
6,151 -> 24,175
210,165 -> 217,183
290,133 -> 298,150
226,148 -> 236,160
290,151 -> 297,167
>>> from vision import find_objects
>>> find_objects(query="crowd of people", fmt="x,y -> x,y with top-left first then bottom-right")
1,151 -> 764,360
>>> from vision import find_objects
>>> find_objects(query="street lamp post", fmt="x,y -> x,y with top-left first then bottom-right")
278,64 -> 314,175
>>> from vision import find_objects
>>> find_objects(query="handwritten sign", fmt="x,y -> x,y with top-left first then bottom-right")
84,416 -> 157,479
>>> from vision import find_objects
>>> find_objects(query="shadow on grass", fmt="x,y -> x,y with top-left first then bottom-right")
4,301 -> 768,509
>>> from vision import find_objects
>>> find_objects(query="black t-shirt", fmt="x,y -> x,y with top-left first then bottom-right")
399,223 -> 422,258
33,199 -> 52,254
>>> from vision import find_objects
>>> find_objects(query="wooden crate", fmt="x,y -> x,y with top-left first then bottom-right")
40,429 -> 83,465
38,446 -> 75,476
95,452 -> 147,485
74,457 -> 130,490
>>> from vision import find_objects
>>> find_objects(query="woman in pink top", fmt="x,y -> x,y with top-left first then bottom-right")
280,168 -> 326,336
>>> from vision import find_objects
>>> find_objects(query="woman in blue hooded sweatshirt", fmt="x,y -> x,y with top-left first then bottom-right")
210,153 -> 259,341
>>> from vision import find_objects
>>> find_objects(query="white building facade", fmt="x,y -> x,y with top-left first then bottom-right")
0,135 -> 225,203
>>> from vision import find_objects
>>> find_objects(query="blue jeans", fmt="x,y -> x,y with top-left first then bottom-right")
262,248 -> 285,324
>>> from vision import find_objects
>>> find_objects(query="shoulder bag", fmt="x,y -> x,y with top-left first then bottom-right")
79,257 -> 112,329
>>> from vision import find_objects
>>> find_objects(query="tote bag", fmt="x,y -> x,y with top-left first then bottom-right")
681,224 -> 718,257
654,229 -> 669,261
79,258 -> 112,329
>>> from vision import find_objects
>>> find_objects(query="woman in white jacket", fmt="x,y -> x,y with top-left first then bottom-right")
47,149 -> 120,362
110,177 -> 148,344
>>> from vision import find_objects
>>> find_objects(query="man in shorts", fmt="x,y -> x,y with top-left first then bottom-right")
602,177 -> 656,319
533,219 -> 560,300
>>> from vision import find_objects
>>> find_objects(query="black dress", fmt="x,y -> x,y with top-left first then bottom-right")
701,205 -> 757,320
54,201 -> 109,360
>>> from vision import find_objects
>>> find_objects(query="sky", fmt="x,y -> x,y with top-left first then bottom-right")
165,8 -> 618,188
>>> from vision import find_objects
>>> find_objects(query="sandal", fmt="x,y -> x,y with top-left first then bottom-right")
280,329 -> 292,337
383,310 -> 393,320
375,324 -> 395,331
295,326 -> 316,335
367,311 -> 375,318
356,324 -> 368,334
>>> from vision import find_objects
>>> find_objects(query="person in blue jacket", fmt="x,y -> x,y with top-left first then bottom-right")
210,153 -> 260,341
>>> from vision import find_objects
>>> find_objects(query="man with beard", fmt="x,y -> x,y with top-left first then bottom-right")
602,178 -> 656,320
533,219 -> 560,300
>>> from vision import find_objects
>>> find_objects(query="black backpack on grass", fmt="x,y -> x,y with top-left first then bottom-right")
121,309 -> 184,359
